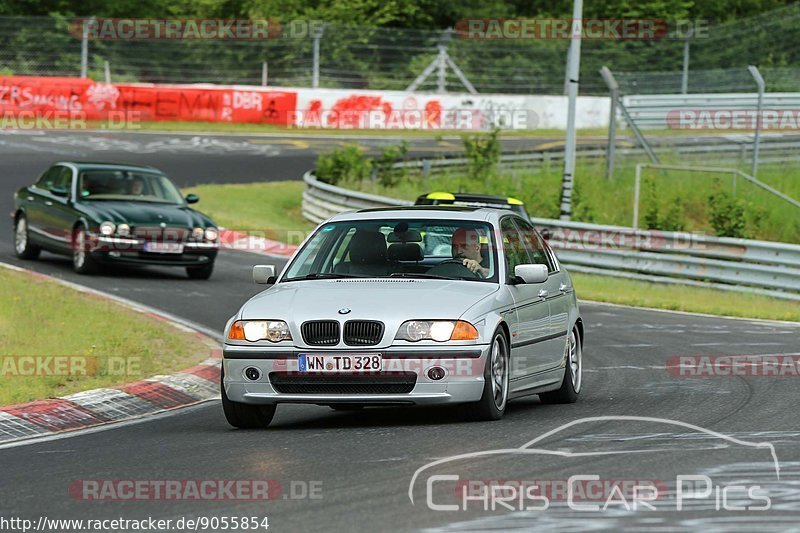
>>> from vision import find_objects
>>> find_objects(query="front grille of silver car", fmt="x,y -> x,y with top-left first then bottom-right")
269,372 -> 416,394
301,320 -> 340,346
343,320 -> 384,346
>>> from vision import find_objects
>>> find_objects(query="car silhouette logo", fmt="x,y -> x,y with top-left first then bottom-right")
338,308 -> 351,314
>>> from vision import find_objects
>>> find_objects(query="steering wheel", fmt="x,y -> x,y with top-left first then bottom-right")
428,258 -> 481,279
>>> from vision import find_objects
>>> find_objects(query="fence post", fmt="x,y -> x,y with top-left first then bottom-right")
262,61 -> 268,86
681,28 -> 693,94
312,25 -> 324,88
80,19 -> 90,78
748,65 -> 765,178
633,164 -> 643,229
600,66 -> 618,179
103,60 -> 110,83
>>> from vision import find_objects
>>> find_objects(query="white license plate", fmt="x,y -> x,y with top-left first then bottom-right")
144,242 -> 184,254
299,354 -> 383,373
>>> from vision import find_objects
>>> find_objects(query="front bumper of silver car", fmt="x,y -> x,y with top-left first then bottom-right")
222,344 -> 491,406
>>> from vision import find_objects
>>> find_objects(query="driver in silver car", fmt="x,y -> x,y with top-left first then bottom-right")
451,227 -> 489,277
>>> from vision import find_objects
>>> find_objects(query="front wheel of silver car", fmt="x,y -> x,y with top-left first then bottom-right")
539,327 -> 582,404
471,328 -> 510,421
220,369 -> 276,429
14,215 -> 40,260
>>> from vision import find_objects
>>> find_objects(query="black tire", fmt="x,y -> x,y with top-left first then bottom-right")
539,327 -> 582,404
13,214 -> 40,260
187,262 -> 214,280
72,225 -> 99,275
470,328 -> 510,421
221,369 -> 276,429
330,404 -> 365,411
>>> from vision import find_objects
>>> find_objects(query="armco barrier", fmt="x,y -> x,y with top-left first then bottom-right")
301,172 -> 800,300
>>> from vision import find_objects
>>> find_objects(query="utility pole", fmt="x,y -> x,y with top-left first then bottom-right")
559,0 -> 583,220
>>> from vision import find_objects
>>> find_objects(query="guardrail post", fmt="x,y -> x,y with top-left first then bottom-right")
103,60 -> 111,83
748,65 -> 765,178
600,66 -> 618,179
262,61 -> 268,86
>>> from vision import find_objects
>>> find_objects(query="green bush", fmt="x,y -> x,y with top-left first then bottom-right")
315,144 -> 373,186
374,141 -> 409,187
462,127 -> 500,182
642,175 -> 661,230
708,179 -> 747,238
640,175 -> 687,232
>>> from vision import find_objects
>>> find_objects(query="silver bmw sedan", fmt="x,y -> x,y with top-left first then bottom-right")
222,206 -> 584,427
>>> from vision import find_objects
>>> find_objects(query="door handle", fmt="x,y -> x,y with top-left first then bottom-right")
45,201 -> 53,206
559,283 -> 568,292
538,289 -> 548,298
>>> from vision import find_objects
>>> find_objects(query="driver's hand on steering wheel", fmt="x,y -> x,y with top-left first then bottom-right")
461,258 -> 488,277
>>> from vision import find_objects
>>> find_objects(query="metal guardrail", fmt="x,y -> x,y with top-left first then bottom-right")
302,171 -> 800,300
621,92 -> 800,129
394,135 -> 800,177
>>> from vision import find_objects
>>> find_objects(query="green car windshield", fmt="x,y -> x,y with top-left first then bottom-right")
284,219 -> 499,283
78,170 -> 185,204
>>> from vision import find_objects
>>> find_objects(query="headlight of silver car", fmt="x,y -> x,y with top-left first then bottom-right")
395,320 -> 479,342
228,320 -> 292,342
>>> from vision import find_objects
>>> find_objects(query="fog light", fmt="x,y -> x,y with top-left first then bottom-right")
243,367 -> 261,381
427,366 -> 446,381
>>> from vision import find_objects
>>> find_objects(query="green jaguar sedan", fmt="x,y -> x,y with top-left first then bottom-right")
12,162 -> 219,279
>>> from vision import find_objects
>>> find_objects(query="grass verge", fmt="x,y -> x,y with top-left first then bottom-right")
572,273 -> 800,322
183,181 -> 315,243
0,268 -> 213,406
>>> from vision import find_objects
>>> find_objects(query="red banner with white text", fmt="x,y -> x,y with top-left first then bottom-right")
0,76 -> 297,125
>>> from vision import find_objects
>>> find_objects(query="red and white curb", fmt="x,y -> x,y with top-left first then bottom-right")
0,263 -> 223,445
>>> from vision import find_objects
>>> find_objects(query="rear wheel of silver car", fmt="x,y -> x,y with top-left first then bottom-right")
472,328 -> 510,421
72,225 -> 99,275
220,369 -> 276,429
539,327 -> 582,404
14,215 -> 40,260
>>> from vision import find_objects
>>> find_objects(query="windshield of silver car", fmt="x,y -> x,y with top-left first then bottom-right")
283,219 -> 499,282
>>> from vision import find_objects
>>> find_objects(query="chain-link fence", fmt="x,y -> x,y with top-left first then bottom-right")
2,5 -> 800,94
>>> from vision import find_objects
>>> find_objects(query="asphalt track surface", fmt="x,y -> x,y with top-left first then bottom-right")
1,130 -> 800,532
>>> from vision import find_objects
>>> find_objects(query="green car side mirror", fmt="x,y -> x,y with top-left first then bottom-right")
185,194 -> 199,204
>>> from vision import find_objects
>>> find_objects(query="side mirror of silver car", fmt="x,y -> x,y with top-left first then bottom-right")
253,265 -> 277,285
513,264 -> 549,284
